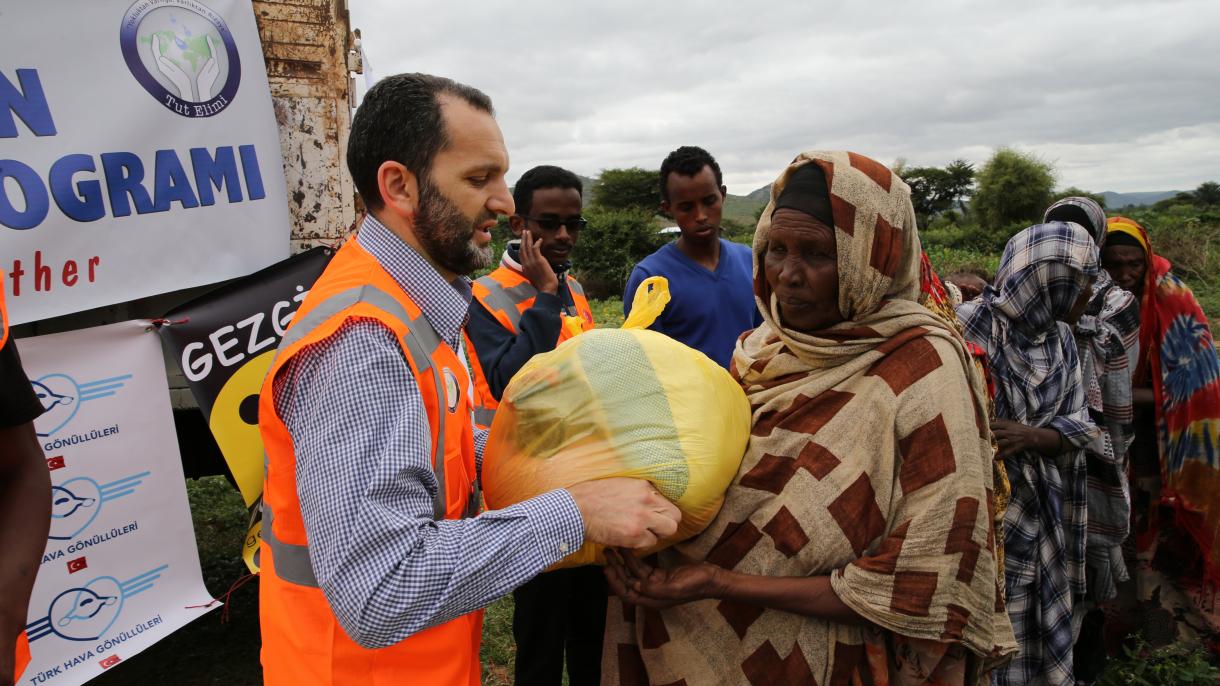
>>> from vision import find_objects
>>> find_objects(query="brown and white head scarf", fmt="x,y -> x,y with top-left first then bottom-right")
604,151 -> 1016,686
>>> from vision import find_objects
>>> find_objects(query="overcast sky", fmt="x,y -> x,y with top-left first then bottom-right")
349,0 -> 1219,196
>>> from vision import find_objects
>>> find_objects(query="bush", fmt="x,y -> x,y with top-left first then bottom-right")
972,147 -> 1055,232
721,217 -> 756,247
921,219 -> 1021,254
591,167 -> 660,212
572,206 -> 667,300
1098,637 -> 1220,686
923,244 -> 1001,281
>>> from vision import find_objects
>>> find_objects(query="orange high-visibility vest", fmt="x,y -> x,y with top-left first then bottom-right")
13,630 -> 29,683
258,238 -> 482,686
465,266 -> 594,428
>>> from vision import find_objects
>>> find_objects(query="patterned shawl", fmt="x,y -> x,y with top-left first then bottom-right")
919,252 -> 1010,591
604,151 -> 1015,686
1045,199 -> 1141,602
956,222 -> 1100,686
1107,216 -> 1220,583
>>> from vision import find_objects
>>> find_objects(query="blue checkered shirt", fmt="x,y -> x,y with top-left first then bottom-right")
272,215 -> 585,649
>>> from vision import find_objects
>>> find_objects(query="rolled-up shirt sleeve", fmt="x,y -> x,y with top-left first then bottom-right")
274,319 -> 584,649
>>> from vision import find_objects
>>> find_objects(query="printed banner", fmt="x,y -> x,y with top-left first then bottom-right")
16,321 -> 215,685
157,246 -> 333,570
0,0 -> 290,325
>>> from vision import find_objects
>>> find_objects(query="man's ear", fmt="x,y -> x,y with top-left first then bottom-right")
659,200 -> 671,218
377,161 -> 419,221
719,185 -> 728,199
508,214 -> 525,238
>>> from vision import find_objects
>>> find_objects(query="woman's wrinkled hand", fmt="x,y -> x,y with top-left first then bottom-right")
992,418 -> 1062,458
603,548 -> 724,609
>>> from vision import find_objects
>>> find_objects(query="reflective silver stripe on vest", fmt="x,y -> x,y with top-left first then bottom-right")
475,278 -> 537,332
567,276 -> 585,298
262,498 -> 318,587
264,284 -> 470,588
473,407 -> 496,428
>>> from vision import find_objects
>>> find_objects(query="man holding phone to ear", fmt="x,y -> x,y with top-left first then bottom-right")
464,164 -> 602,685
465,164 -> 596,429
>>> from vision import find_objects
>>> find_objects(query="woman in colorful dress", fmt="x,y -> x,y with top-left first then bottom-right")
1103,216 -> 1220,648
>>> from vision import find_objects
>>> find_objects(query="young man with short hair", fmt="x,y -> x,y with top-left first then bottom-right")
465,164 -> 603,686
623,146 -> 760,367
466,165 -> 594,427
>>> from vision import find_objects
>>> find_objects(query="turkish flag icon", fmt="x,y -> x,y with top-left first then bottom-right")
67,556 -> 88,574
99,655 -> 121,669
46,456 -> 66,471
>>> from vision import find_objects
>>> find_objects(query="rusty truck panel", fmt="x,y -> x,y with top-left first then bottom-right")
253,0 -> 358,250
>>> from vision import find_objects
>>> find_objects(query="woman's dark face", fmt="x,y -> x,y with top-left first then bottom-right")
1102,244 -> 1147,297
764,208 -> 843,333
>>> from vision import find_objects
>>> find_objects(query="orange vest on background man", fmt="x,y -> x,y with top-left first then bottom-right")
258,238 -> 482,686
466,265 -> 594,429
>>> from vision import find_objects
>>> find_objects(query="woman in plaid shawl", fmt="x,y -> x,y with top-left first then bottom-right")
957,222 -> 1101,686
601,151 -> 1015,686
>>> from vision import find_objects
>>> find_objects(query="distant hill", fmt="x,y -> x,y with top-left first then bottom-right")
576,174 -> 596,205
1101,190 -> 1183,209
746,185 -> 772,203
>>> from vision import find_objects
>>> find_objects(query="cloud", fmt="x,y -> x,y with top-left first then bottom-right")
350,0 -> 1220,194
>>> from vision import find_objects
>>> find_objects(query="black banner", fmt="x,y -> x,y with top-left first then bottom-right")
157,247 -> 333,570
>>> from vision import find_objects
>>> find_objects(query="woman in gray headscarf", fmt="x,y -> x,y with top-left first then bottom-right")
1043,198 -> 1140,604
1041,198 -> 1140,679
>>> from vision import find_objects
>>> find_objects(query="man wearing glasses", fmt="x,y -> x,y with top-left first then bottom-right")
464,164 -> 602,685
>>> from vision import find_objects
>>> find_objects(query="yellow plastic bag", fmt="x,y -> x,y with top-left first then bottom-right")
482,278 -> 751,567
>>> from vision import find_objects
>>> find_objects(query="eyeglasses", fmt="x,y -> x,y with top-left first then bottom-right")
518,215 -> 587,232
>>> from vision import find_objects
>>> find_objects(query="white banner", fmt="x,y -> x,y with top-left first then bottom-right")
15,321 -> 215,686
0,0 -> 291,325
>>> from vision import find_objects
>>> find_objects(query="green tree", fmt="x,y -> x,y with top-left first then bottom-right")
591,167 -> 660,212
572,206 -> 666,299
943,159 -> 976,212
1051,186 -> 1107,210
899,159 -> 974,227
1193,181 -> 1220,206
972,148 -> 1056,230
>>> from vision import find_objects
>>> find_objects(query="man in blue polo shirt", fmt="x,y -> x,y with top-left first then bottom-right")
623,146 -> 760,367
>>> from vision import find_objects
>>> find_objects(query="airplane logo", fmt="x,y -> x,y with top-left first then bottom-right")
49,472 -> 150,541
32,373 -> 133,438
25,565 -> 168,642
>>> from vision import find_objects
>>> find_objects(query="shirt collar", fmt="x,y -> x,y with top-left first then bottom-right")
356,214 -> 471,347
501,239 -> 571,276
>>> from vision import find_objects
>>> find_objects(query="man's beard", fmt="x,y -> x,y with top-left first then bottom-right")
415,176 -> 494,275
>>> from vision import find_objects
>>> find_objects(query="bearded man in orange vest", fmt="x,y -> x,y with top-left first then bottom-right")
465,166 -> 602,685
257,73 -> 681,686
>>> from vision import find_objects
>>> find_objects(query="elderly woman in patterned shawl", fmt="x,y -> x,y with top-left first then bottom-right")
601,151 -> 1016,686
1103,216 -> 1220,643
956,222 -> 1101,686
